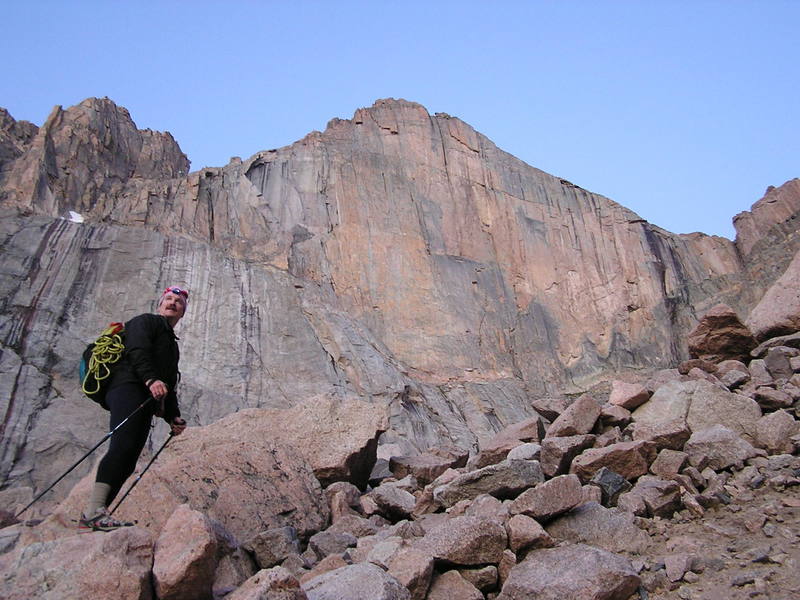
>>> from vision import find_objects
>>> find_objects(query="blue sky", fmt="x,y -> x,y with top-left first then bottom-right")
2,1 -> 797,239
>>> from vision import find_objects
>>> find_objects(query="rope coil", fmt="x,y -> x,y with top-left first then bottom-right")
81,324 -> 124,395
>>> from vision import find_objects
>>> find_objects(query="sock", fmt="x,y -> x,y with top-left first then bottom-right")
84,482 -> 112,518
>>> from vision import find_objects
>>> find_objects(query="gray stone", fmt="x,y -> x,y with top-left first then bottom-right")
433,459 -> 544,508
570,440 -> 657,482
415,516 -> 507,566
539,434 -> 595,477
616,475 -> 681,518
509,474 -> 583,521
588,467 -> 632,506
426,570 -> 483,600
496,543 -> 640,600
245,526 -> 302,569
302,563 -> 411,600
545,394 -> 601,438
545,502 -> 650,553
684,425 -> 760,471
308,530 -> 358,560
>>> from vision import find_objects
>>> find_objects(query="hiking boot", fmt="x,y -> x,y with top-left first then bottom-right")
78,508 -> 134,532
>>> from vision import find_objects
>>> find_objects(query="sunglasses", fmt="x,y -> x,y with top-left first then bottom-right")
163,286 -> 189,300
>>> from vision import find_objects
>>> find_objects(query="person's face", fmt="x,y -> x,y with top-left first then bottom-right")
158,292 -> 186,324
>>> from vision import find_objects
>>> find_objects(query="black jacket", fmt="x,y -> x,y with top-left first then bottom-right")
110,313 -> 181,422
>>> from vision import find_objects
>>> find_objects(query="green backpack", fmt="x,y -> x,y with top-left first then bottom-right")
79,322 -> 125,410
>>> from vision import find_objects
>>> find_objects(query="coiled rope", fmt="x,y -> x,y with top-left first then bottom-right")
81,323 -> 124,395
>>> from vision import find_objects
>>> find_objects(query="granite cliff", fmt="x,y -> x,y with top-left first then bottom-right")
1,97 -> 798,511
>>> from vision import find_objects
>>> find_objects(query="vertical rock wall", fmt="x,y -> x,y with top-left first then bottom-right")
0,97 -> 796,510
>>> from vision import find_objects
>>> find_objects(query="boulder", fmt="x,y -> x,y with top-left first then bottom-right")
630,381 -> 692,449
746,249 -> 800,340
545,394 -> 601,438
608,380 -> 650,410
599,404 -> 632,428
649,449 -> 689,478
153,504 -> 219,600
414,516 -> 507,566
508,474 -> 583,522
370,483 -> 417,521
687,304 -> 757,362
506,513 -> 555,553
244,526 -> 302,569
464,493 -> 509,522
468,415 -> 547,469
226,567 -> 308,600
753,387 -> 793,410
0,526 -> 154,600
506,442 -> 541,461
386,547 -> 435,600
426,570 -> 482,600
432,459 -> 544,508
616,476 -> 682,518
545,502 -> 650,553
326,514 -> 379,538
754,409 -> 800,454
459,565 -> 499,592
570,440 -> 657,482
764,347 -> 795,379
53,411 -> 330,543
495,543 -> 640,600
302,563 -> 411,600
308,530 -> 357,560
213,547 -> 259,599
539,434 -> 595,477
684,425 -> 760,471
588,467 -> 632,506
388,454 -> 453,486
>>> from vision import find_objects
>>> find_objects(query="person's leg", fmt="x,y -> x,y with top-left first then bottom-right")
84,383 -> 152,520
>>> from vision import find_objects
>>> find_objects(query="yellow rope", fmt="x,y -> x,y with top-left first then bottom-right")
81,326 -> 124,396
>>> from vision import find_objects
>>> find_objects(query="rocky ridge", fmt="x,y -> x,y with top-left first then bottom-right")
1,310 -> 798,599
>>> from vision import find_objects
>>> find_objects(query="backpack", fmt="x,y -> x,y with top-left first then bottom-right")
79,322 -> 125,410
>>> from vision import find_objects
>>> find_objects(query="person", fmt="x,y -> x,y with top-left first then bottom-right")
79,286 -> 189,531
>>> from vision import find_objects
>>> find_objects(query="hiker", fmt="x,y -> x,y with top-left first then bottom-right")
79,286 -> 189,531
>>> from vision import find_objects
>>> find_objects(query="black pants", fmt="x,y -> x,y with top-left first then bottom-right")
95,382 -> 153,504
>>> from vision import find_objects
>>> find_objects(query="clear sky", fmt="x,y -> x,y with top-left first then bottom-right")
2,1 -> 797,239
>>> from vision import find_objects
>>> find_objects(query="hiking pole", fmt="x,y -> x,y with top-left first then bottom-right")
14,397 -> 153,519
109,431 -> 174,516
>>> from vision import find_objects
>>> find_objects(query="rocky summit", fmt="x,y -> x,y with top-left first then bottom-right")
0,98 -> 799,599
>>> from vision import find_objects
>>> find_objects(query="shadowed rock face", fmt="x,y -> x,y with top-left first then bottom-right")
0,97 -> 797,509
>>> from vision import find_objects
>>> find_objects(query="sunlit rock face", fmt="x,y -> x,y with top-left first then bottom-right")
0,97 -> 796,510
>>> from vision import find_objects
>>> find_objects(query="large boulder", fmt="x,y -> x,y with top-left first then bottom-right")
0,527 -> 154,600
687,304 -> 757,362
508,474 -> 583,521
746,249 -> 800,340
496,543 -> 640,600
545,502 -> 650,553
631,380 -> 762,447
302,563 -> 411,600
226,567 -> 308,600
414,516 -> 507,566
153,504 -> 219,600
683,425 -> 760,470
569,441 -> 657,483
432,459 -> 544,508
52,407 -> 332,542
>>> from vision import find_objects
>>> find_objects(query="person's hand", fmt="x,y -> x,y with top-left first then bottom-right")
148,379 -> 168,400
171,417 -> 187,436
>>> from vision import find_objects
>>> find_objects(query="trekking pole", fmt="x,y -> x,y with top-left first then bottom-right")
14,397 -> 153,519
109,432 -> 174,515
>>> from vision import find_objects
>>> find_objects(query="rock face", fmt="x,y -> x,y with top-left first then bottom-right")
0,96 -> 798,512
